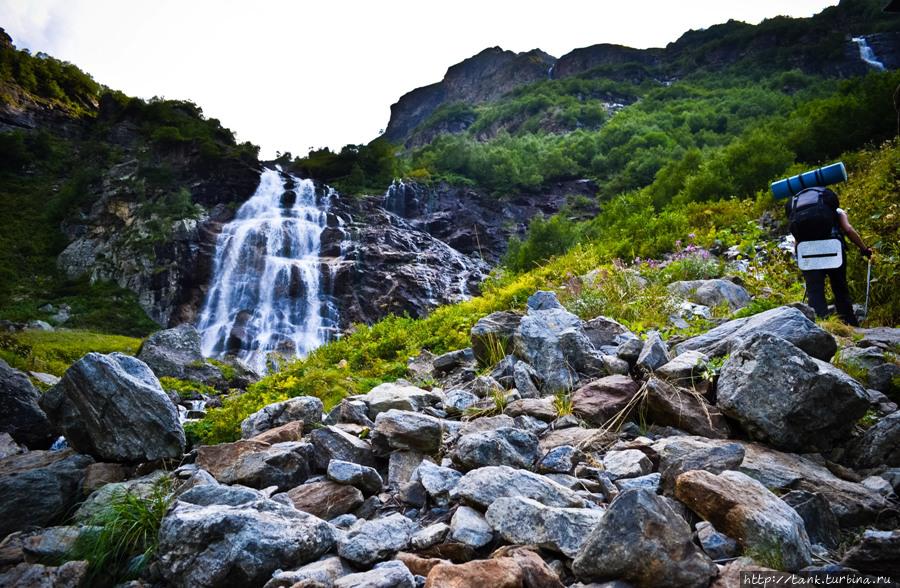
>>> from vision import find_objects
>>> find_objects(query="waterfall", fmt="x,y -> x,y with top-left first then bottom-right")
197,167 -> 337,373
547,63 -> 555,80
852,36 -> 886,71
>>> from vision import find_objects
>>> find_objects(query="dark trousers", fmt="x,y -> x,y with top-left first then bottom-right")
802,262 -> 858,326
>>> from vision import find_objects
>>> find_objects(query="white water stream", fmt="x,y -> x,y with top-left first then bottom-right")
197,168 -> 336,373
852,36 -> 886,71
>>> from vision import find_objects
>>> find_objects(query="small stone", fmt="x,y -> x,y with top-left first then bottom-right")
636,331 -> 670,372
537,445 -> 581,475
411,522 -> 451,550
416,460 -> 463,502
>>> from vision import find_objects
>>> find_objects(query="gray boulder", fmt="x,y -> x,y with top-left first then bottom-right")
309,426 -> 377,469
843,412 -> 900,469
327,459 -> 384,494
433,348 -> 475,373
470,311 -> 521,365
603,449 -> 653,481
411,522 -> 450,550
583,315 -> 634,349
514,291 -> 606,392
450,505 -> 493,548
486,496 -> 605,557
157,484 -> 335,588
718,333 -> 869,451
536,445 -> 581,475
655,350 -> 710,388
572,489 -> 717,587
646,377 -> 730,439
653,436 -> 745,495
334,561 -> 416,588
0,561 -> 88,588
39,353 -> 185,462
675,469 -> 813,571
360,382 -> 443,418
416,460 -> 462,501
676,306 -> 837,361
240,396 -> 323,438
513,361 -> 542,399
338,513 -> 417,565
636,331 -> 670,372
452,427 -> 539,471
444,389 -> 479,413
264,557 -> 350,588
137,324 -> 223,383
668,279 -> 751,311
840,529 -> 900,578
452,465 -> 587,508
0,359 -> 54,448
781,490 -> 841,549
196,440 -> 312,491
373,409 -> 443,454
0,449 -> 93,538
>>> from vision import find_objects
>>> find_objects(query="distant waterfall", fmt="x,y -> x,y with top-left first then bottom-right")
852,36 -> 886,71
197,168 -> 337,373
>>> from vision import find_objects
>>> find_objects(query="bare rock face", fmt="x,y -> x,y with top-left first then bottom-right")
571,488 -> 717,587
157,484 -> 335,588
717,333 -> 869,452
0,359 -> 54,449
39,352 -> 185,462
675,469 -> 813,572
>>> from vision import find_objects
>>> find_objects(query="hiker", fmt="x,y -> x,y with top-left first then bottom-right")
786,187 -> 872,326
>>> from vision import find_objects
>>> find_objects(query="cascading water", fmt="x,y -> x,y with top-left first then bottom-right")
197,167 -> 337,373
852,36 -> 886,71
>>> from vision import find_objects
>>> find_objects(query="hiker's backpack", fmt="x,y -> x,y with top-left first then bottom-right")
788,188 -> 838,242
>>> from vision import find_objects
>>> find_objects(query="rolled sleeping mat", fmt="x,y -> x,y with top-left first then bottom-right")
770,162 -> 847,200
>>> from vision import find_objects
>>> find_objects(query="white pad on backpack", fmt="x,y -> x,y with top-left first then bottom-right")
797,239 -> 843,271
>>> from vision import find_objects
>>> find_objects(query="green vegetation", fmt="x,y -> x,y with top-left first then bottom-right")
68,476 -> 173,584
0,329 -> 142,376
159,376 -> 216,399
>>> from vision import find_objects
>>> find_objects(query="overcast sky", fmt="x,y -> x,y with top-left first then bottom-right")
1,0 -> 839,158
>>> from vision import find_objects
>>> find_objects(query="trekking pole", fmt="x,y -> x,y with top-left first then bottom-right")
863,258 -> 872,318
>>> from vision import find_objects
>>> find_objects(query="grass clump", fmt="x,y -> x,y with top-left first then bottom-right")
553,392 -> 574,417
0,329 -> 142,376
69,476 -> 173,584
159,376 -> 216,399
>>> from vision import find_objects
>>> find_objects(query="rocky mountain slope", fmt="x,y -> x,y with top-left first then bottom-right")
1,284 -> 898,586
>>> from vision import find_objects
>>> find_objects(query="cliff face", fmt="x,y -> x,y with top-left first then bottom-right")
383,47 -> 555,145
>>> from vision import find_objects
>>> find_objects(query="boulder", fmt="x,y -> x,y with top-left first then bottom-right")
513,361 -> 541,398
583,315 -> 633,349
856,327 -> 900,351
450,505 -> 493,548
264,556 -> 351,588
840,529 -> 899,578
424,546 -> 564,588
646,376 -> 730,438
615,472 -> 661,493
717,334 -> 869,451
504,397 -> 556,421
157,484 -> 335,588
696,521 -> 739,560
309,426 -> 377,469
485,496 -> 605,557
653,436 -> 745,494
536,445 -> 581,474
444,389 -> 479,413
74,471 -> 167,521
433,348 -> 475,373
738,441 -> 888,527
0,359 -> 54,448
514,292 -> 604,392
676,306 -> 837,361
361,382 -> 443,418
571,489 -> 717,587
781,490 -> 841,549
327,459 -> 384,494
0,449 -> 93,538
675,469 -> 812,571
0,561 -> 88,588
452,465 -> 586,509
452,427 -> 539,470
470,311 -> 521,365
240,396 -> 323,438
388,450 -> 426,488
603,449 -> 653,480
572,375 -> 640,426
636,331 -> 670,372
668,279 -> 751,311
39,352 -> 185,462
373,409 -> 443,454
416,460 -> 463,501
655,350 -> 710,389
248,420 -> 304,444
843,412 -> 900,469
411,523 -> 451,550
81,462 -> 127,494
137,324 -> 222,383
338,513 -> 417,565
283,480 -> 364,519
334,560 -> 416,588
195,440 -> 312,491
